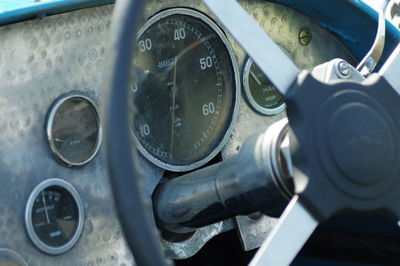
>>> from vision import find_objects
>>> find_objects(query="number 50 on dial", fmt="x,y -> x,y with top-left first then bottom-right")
131,8 -> 239,172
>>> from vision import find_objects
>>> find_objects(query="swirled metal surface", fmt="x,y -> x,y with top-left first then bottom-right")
0,5 -> 137,266
0,0 -> 360,264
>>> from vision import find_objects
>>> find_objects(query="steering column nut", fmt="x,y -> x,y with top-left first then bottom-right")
335,60 -> 352,79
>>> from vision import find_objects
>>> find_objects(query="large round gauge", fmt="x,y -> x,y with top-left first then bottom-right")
132,8 -> 239,171
25,178 -> 84,255
47,94 -> 101,167
243,58 -> 285,115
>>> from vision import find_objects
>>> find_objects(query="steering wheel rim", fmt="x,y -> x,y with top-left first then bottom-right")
103,0 -> 168,265
104,0 -> 400,265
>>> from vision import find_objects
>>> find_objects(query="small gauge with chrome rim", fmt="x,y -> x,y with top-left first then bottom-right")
46,94 -> 102,167
242,58 -> 285,115
0,249 -> 27,266
25,178 -> 84,255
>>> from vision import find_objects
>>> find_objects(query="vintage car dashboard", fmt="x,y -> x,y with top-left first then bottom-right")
0,0 -> 399,265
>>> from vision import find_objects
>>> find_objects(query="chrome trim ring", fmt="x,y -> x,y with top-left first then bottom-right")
0,248 -> 28,266
242,58 -> 286,116
25,178 -> 84,255
132,8 -> 240,172
46,94 -> 102,167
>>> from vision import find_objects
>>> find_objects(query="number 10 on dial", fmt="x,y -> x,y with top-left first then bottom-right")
131,8 -> 239,171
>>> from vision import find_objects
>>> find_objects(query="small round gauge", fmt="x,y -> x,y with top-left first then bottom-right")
243,58 -> 285,115
132,8 -> 239,171
25,178 -> 84,255
47,94 -> 101,167
0,249 -> 27,266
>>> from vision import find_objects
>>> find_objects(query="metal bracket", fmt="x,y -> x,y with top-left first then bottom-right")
357,0 -> 390,76
312,58 -> 365,84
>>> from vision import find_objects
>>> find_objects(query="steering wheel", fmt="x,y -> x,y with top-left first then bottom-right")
104,0 -> 400,265
103,0 -> 168,265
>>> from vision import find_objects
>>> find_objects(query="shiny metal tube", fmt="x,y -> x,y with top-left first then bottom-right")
154,119 -> 292,232
357,0 -> 390,76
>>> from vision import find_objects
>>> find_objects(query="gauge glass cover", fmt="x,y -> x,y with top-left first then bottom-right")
132,8 -> 239,171
47,95 -> 101,166
243,58 -> 285,115
25,179 -> 84,255
32,187 -> 78,247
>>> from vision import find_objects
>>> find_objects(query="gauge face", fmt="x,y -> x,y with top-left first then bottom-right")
47,95 -> 101,166
25,179 -> 84,255
132,8 -> 239,171
243,58 -> 285,115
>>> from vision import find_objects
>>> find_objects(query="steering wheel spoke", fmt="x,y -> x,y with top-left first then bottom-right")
250,195 -> 318,266
202,0 -> 299,96
380,43 -> 400,95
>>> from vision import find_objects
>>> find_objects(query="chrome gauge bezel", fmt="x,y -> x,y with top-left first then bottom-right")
132,8 -> 240,172
0,249 -> 28,266
25,178 -> 84,255
46,94 -> 102,167
242,58 -> 286,116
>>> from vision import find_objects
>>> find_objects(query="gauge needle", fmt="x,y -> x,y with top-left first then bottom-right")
54,138 -> 65,143
250,70 -> 262,86
170,56 -> 178,155
42,191 -> 50,225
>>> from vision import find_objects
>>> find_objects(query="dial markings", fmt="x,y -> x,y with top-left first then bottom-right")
132,9 -> 239,171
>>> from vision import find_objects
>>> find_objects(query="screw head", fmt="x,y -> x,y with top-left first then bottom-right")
299,28 -> 312,46
335,60 -> 352,79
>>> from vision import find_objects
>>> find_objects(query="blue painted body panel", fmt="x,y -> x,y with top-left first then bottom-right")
0,0 -> 113,25
0,0 -> 33,11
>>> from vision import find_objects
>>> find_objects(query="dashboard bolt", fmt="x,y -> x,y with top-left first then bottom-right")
337,60 -> 352,78
299,28 -> 312,46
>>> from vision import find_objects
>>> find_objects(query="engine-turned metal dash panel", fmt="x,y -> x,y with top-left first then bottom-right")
0,5 -> 137,266
0,0 -> 361,263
